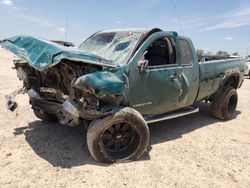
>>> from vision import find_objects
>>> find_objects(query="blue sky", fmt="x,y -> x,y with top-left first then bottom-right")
0,0 -> 250,55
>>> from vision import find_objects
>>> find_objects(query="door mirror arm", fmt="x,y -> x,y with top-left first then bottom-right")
138,60 -> 148,72
138,51 -> 149,73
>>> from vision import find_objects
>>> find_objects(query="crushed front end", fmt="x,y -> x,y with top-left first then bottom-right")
1,35 -> 128,127
11,59 -> 125,127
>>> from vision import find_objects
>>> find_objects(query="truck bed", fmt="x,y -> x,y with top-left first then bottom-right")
197,58 -> 245,101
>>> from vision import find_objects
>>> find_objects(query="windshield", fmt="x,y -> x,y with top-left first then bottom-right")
78,31 -> 143,65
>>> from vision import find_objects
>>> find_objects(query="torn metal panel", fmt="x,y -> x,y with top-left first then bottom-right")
4,87 -> 26,111
1,36 -> 114,71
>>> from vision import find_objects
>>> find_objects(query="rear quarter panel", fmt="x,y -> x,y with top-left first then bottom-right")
197,58 -> 245,101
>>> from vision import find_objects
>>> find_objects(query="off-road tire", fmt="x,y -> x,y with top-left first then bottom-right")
33,108 -> 57,122
86,107 -> 149,163
211,87 -> 238,120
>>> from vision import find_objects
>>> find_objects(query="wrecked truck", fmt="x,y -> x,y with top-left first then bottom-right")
1,28 -> 245,163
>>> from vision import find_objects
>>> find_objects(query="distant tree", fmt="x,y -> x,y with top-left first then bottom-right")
232,52 -> 239,56
216,51 -> 222,56
216,51 -> 229,57
196,49 -> 204,56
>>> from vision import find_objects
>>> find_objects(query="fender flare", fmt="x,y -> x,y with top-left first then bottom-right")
216,68 -> 243,95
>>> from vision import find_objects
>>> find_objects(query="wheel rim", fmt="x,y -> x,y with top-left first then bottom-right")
100,122 -> 140,160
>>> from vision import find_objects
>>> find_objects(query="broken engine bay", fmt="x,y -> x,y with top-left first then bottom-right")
9,60 -> 124,127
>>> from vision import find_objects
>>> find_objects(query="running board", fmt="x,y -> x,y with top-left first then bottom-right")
145,106 -> 199,124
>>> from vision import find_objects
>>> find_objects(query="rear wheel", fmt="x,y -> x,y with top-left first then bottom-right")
33,108 -> 57,122
86,107 -> 149,163
211,87 -> 238,120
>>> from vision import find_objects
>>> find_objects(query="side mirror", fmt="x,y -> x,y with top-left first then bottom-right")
138,51 -> 149,72
138,60 -> 148,72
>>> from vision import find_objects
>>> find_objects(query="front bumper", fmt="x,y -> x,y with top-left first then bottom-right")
28,88 -> 117,126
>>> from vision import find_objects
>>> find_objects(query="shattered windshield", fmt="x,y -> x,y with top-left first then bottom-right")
78,31 -> 143,65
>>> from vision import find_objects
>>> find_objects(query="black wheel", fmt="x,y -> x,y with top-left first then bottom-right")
33,108 -> 57,122
211,87 -> 238,120
86,107 -> 149,163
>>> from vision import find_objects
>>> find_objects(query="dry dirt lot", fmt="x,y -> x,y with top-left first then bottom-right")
0,48 -> 249,188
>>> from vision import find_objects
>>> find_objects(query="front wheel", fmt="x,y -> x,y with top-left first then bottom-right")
86,107 -> 149,163
211,87 -> 238,120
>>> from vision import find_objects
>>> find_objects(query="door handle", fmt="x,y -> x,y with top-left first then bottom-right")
171,74 -> 182,81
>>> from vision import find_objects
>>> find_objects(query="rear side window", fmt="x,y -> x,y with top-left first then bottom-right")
180,39 -> 192,65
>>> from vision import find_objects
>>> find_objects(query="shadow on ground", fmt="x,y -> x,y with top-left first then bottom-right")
13,103 -> 241,168
14,121 -> 103,168
149,103 -> 241,145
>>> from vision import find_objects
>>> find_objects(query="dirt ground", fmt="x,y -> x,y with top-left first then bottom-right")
0,48 -> 249,188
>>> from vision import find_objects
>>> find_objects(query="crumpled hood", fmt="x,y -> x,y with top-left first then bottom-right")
1,36 -> 115,71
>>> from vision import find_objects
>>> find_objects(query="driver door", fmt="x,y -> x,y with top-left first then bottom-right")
127,33 -> 184,115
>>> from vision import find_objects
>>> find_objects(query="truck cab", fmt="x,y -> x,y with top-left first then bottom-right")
127,31 -> 199,115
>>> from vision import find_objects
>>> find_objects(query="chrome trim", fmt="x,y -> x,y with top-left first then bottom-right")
145,107 -> 199,124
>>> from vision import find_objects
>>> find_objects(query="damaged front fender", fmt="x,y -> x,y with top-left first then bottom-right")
72,71 -> 125,97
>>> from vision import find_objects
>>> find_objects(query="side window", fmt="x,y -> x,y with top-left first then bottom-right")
180,39 -> 192,65
145,37 -> 176,67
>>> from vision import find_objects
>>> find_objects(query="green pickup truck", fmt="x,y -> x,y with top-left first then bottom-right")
1,28 -> 245,163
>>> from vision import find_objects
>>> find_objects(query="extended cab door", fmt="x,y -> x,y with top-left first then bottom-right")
177,37 -> 200,107
127,32 -> 199,116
